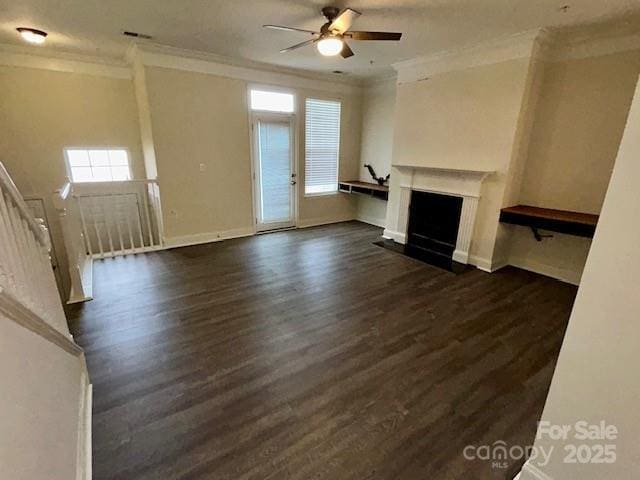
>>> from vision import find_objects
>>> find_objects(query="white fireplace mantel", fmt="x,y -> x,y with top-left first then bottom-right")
383,164 -> 494,264
393,164 -> 492,177
393,164 -> 493,197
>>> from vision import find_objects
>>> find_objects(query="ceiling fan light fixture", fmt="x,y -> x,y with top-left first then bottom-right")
17,27 -> 47,44
267,7 -> 402,59
317,36 -> 343,56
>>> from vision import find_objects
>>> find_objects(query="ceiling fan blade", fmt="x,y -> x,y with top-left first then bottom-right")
329,8 -> 361,34
263,25 -> 318,35
341,42 -> 354,59
280,39 -> 316,53
346,31 -> 402,41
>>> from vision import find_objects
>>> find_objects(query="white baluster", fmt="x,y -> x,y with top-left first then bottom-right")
99,196 -> 113,256
125,199 -> 135,253
90,197 -> 105,258
0,193 -> 19,294
142,184 -> 154,248
77,198 -> 93,257
4,194 -> 29,304
151,183 -> 163,247
135,196 -> 144,250
112,194 -> 124,255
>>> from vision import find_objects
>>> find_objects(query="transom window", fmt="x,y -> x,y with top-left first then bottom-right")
65,148 -> 131,183
250,90 -> 294,113
305,98 -> 341,195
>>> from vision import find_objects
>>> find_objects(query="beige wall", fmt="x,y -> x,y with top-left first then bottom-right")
144,66 -> 254,241
0,65 -> 144,296
519,49 -> 640,213
143,65 -> 362,242
519,74 -> 640,480
0,317 -> 86,480
392,58 -> 530,172
506,49 -> 640,284
356,80 -> 396,227
387,58 -> 532,265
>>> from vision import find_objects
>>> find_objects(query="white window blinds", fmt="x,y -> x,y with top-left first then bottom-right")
305,98 -> 341,194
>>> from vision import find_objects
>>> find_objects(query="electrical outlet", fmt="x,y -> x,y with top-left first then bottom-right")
199,163 -> 206,172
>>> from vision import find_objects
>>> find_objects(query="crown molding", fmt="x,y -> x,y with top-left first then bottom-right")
393,29 -> 549,84
128,43 -> 364,95
362,72 -> 398,89
546,31 -> 640,62
0,43 -> 131,79
0,41 -> 366,94
392,22 -> 640,85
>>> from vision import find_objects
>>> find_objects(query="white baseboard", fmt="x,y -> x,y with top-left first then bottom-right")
382,229 -> 406,244
508,256 -> 581,285
164,227 -> 255,249
76,373 -> 92,480
491,257 -> 509,271
468,254 -> 493,272
452,249 -> 469,264
356,214 -> 386,228
297,215 -> 356,229
165,217 -> 358,248
468,254 -> 509,273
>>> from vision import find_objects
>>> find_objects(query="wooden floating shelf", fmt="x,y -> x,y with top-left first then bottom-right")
338,181 -> 389,201
500,205 -> 599,239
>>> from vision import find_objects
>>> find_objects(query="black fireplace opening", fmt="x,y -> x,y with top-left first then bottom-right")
406,190 -> 463,261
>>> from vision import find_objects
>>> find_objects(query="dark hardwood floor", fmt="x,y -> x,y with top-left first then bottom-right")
67,221 -> 576,480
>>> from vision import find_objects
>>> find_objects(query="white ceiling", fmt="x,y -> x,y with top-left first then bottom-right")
1,0 -> 639,78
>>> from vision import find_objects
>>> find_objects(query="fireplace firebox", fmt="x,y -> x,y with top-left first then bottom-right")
406,190 -> 463,260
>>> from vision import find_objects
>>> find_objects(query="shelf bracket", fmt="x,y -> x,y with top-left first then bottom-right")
530,226 -> 553,242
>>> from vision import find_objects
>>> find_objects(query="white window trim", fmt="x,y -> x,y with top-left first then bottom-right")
248,85 -> 296,114
64,147 -> 133,183
303,97 -> 342,198
247,86 -> 299,230
304,190 -> 340,198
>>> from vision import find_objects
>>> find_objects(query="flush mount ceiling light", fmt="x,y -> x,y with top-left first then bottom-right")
316,36 -> 344,56
17,27 -> 48,44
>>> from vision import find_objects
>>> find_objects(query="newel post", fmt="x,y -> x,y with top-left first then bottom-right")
52,181 -> 93,304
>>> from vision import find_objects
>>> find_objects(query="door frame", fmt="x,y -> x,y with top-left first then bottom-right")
250,111 -> 298,232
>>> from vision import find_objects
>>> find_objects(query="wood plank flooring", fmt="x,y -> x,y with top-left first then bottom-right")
67,221 -> 576,480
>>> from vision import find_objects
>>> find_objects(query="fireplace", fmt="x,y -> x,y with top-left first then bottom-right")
383,165 -> 493,267
406,190 -> 463,260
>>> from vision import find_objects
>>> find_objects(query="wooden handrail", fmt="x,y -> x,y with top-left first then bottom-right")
0,161 -> 48,246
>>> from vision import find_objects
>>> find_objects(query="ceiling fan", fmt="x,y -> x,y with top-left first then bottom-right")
263,6 -> 402,58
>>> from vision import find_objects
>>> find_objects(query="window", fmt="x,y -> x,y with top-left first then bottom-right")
65,148 -> 131,182
250,90 -> 294,113
305,98 -> 341,195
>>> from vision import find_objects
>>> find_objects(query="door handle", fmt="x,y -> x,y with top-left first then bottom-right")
291,180 -> 297,185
